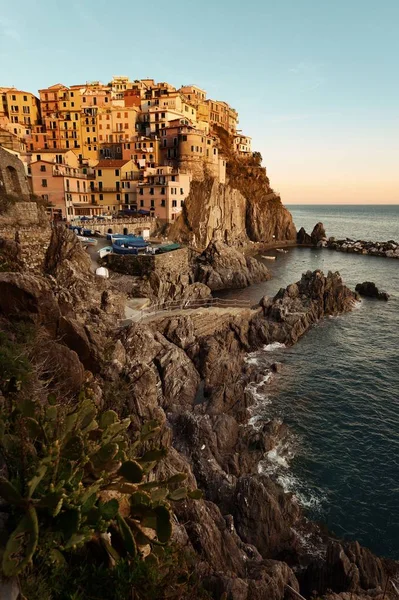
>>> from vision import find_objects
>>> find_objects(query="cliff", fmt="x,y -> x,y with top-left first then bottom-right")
170,143 -> 296,249
0,220 -> 396,600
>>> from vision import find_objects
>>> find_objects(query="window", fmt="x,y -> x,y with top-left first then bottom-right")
117,194 -> 121,201
36,154 -> 41,161
150,199 -> 154,208
150,188 -> 154,195
83,97 -> 86,103
161,187 -> 165,195
172,200 -> 177,207
191,145 -> 194,152
97,169 -> 102,176
180,188 -> 184,195
42,179 -> 48,187
42,194 -> 48,201
91,194 -> 95,202
12,94 -> 16,101
40,165 -> 46,172
115,169 -> 119,176
23,95 -> 27,101
161,199 -> 165,207
139,188 -> 143,196
99,194 -> 103,200
161,112 -> 165,118
182,135 -> 187,141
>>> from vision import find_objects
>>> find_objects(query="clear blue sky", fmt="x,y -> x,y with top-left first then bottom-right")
1,0 -> 398,203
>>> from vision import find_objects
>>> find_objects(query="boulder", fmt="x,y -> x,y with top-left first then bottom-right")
355,282 -> 389,301
0,272 -> 60,334
311,222 -> 327,245
297,227 -> 312,245
195,241 -> 270,290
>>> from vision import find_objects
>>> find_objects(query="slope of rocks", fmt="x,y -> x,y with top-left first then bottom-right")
0,223 -> 396,599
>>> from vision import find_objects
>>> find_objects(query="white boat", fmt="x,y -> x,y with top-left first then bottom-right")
77,235 -> 97,246
98,246 -> 113,259
262,255 -> 276,260
276,249 -> 288,254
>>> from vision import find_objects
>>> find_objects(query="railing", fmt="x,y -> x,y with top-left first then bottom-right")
129,297 -> 252,323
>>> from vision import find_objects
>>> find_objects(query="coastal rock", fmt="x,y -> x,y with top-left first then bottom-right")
311,222 -> 327,245
300,540 -> 396,598
327,238 -> 399,259
355,281 -> 389,301
195,241 -> 270,290
297,227 -> 312,245
170,170 -> 296,249
0,272 -> 60,334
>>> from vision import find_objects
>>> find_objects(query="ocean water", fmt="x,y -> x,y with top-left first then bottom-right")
229,205 -> 399,559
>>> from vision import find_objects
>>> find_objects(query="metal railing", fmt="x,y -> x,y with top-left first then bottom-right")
129,297 -> 252,323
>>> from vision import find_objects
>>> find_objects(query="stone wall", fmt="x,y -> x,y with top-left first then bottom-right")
106,247 -> 190,277
0,202 -> 51,272
0,147 -> 30,199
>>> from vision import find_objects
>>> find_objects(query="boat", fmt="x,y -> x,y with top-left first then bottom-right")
262,255 -> 276,260
77,235 -> 97,246
112,236 -> 149,255
156,242 -> 181,254
98,246 -> 113,259
276,249 -> 288,254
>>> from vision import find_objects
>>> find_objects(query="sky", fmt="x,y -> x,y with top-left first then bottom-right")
0,0 -> 398,204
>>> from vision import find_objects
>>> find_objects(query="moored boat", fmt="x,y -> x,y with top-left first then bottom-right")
77,235 -> 97,246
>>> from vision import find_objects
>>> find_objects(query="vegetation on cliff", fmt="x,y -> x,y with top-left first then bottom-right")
0,220 -> 397,600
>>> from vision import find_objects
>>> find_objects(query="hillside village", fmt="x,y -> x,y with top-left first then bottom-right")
0,77 -> 253,222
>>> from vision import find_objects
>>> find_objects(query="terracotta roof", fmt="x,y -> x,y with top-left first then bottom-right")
95,159 -> 129,168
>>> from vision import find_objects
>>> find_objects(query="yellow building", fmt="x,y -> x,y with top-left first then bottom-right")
2,88 -> 41,129
90,159 -> 138,213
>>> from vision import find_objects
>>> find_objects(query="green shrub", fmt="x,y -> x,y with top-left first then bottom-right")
0,390 -> 202,580
0,331 -> 31,392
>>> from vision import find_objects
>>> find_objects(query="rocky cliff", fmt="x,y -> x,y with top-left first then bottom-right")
0,223 -> 396,600
170,154 -> 296,249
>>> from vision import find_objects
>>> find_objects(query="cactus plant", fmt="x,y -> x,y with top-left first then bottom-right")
0,390 -> 202,578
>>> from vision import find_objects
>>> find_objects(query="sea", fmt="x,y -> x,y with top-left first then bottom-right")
226,205 -> 399,559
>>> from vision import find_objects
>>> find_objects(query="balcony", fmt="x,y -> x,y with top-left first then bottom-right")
122,172 -> 142,181
89,187 -> 119,193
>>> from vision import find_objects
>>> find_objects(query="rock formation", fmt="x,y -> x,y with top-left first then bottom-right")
170,157 -> 296,249
327,238 -> 399,259
0,217 -> 396,599
297,222 -> 327,247
355,281 -> 389,301
195,241 -> 270,290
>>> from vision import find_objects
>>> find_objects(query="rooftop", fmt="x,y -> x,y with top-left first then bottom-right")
95,159 -> 130,168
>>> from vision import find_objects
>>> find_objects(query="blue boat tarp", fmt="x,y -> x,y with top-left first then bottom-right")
112,236 -> 149,254
157,243 -> 181,254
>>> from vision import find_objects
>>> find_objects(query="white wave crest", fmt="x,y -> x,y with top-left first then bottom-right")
263,342 -> 286,352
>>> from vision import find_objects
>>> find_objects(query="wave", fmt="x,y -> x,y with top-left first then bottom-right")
263,342 -> 286,352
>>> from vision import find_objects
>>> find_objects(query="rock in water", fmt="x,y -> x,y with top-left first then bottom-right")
355,281 -> 389,301
297,227 -> 312,245
311,222 -> 327,245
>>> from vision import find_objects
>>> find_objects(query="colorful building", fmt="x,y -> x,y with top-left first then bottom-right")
133,166 -> 191,222
91,159 -> 138,214
234,133 -> 252,155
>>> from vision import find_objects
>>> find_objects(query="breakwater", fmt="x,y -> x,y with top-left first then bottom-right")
325,237 -> 399,258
